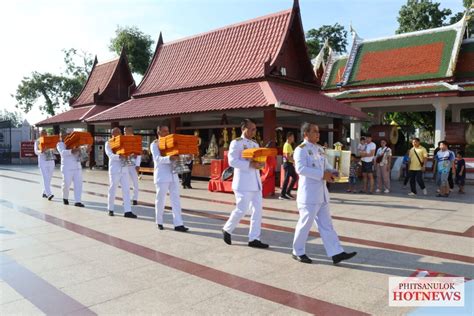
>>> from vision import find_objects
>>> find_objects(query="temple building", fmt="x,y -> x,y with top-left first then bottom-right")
320,13 -> 474,151
36,48 -> 135,133
36,1 -> 367,175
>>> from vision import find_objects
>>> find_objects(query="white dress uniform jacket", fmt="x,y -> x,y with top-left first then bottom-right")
105,141 -> 131,213
34,139 -> 55,197
56,141 -> 83,202
150,141 -> 183,226
222,135 -> 263,241
229,136 -> 262,191
292,140 -> 343,257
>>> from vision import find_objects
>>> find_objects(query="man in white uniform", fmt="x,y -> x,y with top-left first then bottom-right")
124,126 -> 141,205
292,122 -> 357,264
222,118 -> 269,249
34,129 -> 55,200
56,130 -> 85,207
105,127 -> 138,218
150,125 -> 188,232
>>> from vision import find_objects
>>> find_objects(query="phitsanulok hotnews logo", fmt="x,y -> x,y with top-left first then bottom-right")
389,277 -> 465,307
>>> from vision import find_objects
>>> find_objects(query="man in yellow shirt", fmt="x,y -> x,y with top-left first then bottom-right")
280,132 -> 297,200
408,138 -> 428,196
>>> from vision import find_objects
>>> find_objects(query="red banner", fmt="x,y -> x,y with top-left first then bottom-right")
20,141 -> 35,158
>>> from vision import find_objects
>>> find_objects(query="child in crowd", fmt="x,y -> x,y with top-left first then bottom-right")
402,150 -> 410,188
455,151 -> 466,194
347,154 -> 359,193
433,141 -> 455,198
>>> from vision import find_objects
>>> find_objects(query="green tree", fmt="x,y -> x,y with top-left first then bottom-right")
396,0 -> 452,34
305,23 -> 348,59
12,49 -> 93,116
109,26 -> 154,75
450,0 -> 473,37
0,109 -> 24,128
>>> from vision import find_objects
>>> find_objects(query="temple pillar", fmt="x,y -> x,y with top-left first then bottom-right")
263,109 -> 276,146
333,118 -> 343,144
327,124 -> 334,147
53,125 -> 60,135
433,99 -> 448,145
373,110 -> 383,125
87,124 -> 95,169
170,117 -> 181,133
451,105 -> 461,123
350,122 -> 361,153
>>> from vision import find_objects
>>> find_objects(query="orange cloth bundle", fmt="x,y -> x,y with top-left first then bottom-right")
242,148 -> 278,160
109,135 -> 142,156
39,135 -> 60,150
158,134 -> 199,156
64,132 -> 93,149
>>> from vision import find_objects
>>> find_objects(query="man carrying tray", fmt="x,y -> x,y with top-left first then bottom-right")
105,127 -> 138,218
124,126 -> 141,205
150,125 -> 189,232
34,129 -> 55,200
222,118 -> 270,249
292,122 -> 357,264
56,129 -> 85,207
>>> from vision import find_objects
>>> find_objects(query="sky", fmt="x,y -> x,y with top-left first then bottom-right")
0,0 -> 465,125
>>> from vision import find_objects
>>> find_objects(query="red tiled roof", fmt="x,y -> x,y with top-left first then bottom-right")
71,59 -> 120,107
134,9 -> 292,96
87,80 -> 366,123
87,82 -> 269,122
36,105 -> 110,126
262,81 -> 366,119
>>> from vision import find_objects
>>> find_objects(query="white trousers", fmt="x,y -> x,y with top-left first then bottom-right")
155,181 -> 183,226
61,169 -> 82,202
128,166 -> 139,201
223,190 -> 262,242
108,171 -> 131,212
39,164 -> 54,196
292,202 -> 343,257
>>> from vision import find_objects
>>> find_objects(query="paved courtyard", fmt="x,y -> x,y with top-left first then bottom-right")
0,165 -> 472,315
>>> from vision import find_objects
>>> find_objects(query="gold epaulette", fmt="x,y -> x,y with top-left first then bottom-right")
298,143 -> 306,148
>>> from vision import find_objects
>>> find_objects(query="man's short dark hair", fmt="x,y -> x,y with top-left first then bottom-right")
241,118 -> 256,130
366,134 -> 372,138
457,150 -> 464,156
360,136 -> 366,141
286,131 -> 294,139
439,140 -> 449,146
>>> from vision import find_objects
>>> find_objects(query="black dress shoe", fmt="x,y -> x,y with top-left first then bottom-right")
292,254 -> 313,264
108,210 -> 114,216
248,240 -> 269,249
132,200 -> 138,205
42,194 -> 47,198
182,185 -> 187,189
174,225 -> 189,232
157,224 -> 164,230
332,251 -> 357,264
74,202 -> 85,207
47,194 -> 54,201
63,199 -> 69,205
186,185 -> 193,189
124,212 -> 137,218
222,229 -> 232,245
286,193 -> 295,199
